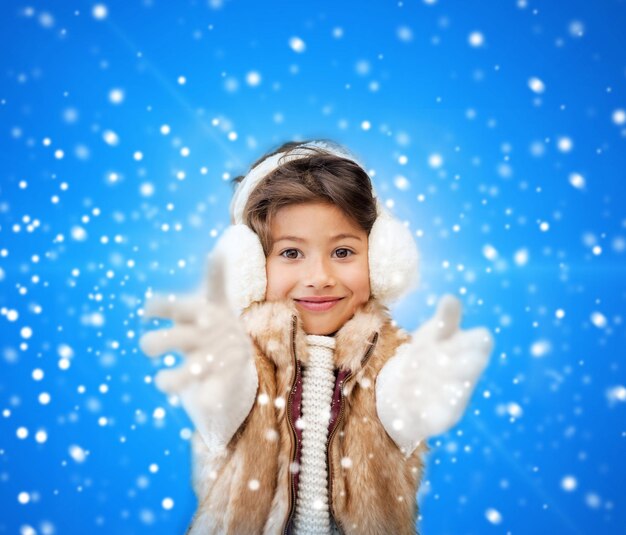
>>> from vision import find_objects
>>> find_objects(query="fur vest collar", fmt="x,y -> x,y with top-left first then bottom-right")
241,297 -> 388,374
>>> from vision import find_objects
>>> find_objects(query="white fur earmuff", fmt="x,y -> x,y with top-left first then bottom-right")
209,224 -> 267,312
368,200 -> 419,303
214,141 -> 419,314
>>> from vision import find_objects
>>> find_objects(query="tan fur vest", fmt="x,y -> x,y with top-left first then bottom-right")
187,298 -> 427,535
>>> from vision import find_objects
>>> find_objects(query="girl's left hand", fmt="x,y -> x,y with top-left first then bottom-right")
376,295 -> 493,452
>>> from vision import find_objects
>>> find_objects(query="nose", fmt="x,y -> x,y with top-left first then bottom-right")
305,255 -> 336,289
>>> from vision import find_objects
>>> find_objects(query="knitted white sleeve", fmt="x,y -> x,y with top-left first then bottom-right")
375,342 -> 428,456
187,358 -> 258,528
179,356 -> 258,451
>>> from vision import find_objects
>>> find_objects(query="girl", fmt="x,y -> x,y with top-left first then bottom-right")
141,141 -> 492,534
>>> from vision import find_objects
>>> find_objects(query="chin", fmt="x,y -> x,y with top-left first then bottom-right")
302,320 -> 339,336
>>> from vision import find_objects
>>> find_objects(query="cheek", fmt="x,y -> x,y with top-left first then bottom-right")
265,259 -> 290,301
356,271 -> 371,302
347,261 -> 371,303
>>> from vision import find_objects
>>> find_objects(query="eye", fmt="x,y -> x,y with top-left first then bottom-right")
333,248 -> 353,259
280,248 -> 302,260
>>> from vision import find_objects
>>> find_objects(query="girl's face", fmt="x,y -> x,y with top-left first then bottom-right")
265,202 -> 371,335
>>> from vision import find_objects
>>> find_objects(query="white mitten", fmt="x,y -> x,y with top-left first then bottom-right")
376,295 -> 493,454
140,232 -> 259,451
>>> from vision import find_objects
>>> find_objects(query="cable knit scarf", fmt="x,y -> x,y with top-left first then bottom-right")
294,334 -> 337,534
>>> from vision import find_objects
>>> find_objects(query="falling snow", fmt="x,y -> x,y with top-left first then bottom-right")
1,1 -> 625,534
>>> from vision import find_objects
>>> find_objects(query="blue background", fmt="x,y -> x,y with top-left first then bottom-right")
1,0 -> 625,533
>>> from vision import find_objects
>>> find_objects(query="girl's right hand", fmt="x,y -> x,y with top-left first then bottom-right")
139,244 -> 259,450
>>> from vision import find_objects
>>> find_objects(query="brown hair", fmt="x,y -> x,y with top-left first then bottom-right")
233,141 -> 377,256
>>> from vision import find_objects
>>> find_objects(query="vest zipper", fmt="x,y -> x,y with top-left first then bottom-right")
282,315 -> 299,535
327,332 -> 379,535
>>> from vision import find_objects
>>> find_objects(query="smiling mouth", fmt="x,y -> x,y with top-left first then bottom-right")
294,297 -> 345,312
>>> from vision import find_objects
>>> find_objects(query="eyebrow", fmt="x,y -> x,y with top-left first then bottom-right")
274,233 -> 363,243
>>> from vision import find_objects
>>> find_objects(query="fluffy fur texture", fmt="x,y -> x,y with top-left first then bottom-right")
368,202 -> 420,303
186,298 -> 427,535
209,224 -> 267,315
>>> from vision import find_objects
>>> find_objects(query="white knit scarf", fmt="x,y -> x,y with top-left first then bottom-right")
294,334 -> 337,534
